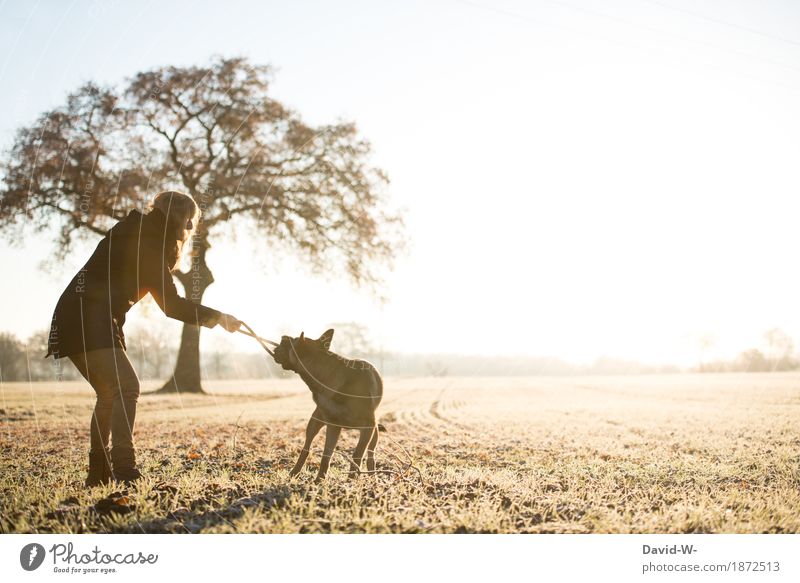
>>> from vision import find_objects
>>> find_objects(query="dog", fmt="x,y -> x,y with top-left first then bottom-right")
271,329 -> 384,480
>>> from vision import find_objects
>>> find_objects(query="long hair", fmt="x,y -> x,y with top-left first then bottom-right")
149,190 -> 201,271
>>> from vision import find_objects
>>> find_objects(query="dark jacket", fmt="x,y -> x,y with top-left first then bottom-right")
46,208 -> 221,359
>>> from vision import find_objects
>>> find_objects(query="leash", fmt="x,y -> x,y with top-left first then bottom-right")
237,322 -> 278,357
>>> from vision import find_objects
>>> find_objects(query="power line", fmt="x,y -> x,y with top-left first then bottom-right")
640,0 -> 800,50
454,0 -> 800,93
536,0 -> 800,75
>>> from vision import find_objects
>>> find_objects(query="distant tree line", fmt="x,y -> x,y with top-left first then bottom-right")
694,328 -> 798,373
0,330 -> 71,382
695,348 -> 798,373
0,328 -> 287,382
2,324 -> 798,382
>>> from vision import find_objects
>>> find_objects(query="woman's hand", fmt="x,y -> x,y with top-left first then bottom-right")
217,313 -> 243,333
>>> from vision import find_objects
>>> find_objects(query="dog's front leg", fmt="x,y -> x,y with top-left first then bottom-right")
315,424 -> 342,481
291,412 -> 324,477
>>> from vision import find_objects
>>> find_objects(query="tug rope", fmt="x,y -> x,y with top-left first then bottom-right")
237,322 -> 278,356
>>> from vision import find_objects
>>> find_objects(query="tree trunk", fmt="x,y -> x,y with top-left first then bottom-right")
157,239 -> 214,394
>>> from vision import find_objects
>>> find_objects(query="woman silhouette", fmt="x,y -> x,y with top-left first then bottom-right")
47,191 -> 242,486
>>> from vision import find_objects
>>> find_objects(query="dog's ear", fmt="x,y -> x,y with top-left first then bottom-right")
317,328 -> 335,350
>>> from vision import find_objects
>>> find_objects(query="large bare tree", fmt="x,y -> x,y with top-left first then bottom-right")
0,57 -> 404,393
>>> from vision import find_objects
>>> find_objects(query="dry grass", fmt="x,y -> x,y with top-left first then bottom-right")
1,374 -> 798,533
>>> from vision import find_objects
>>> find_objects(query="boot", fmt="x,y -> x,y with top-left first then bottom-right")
85,448 -> 112,487
111,447 -> 144,484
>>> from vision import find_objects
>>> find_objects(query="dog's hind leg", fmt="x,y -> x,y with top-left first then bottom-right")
315,425 -> 342,481
290,411 -> 324,477
349,428 -> 372,478
366,425 -> 379,472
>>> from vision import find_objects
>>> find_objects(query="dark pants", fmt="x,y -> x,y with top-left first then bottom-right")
69,347 -> 141,469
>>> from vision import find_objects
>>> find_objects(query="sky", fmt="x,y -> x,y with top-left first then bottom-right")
2,0 -> 800,366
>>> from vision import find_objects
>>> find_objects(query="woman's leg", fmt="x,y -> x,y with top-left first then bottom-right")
70,351 -> 113,452
69,351 -> 113,486
69,347 -> 142,482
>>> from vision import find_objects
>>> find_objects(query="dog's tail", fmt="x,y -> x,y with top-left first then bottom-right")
377,423 -> 387,433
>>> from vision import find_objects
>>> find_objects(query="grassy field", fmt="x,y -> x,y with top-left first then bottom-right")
1,374 -> 798,533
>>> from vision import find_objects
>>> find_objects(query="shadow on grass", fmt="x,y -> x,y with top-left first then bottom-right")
130,483 -> 305,533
